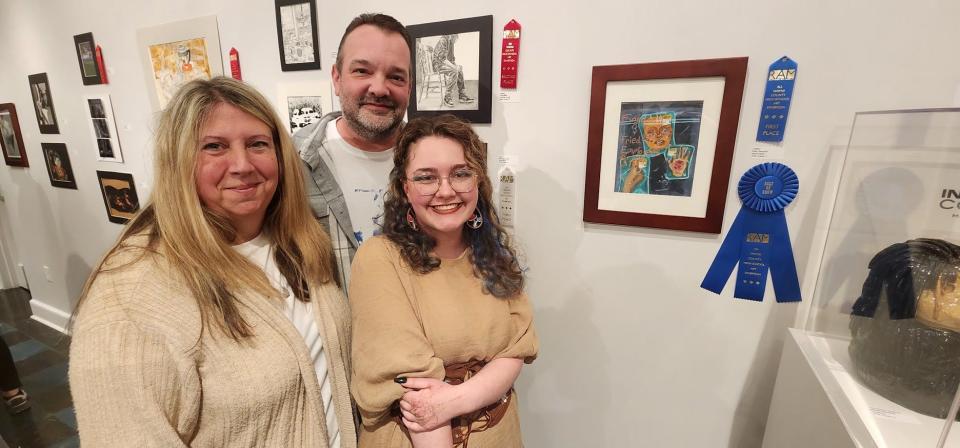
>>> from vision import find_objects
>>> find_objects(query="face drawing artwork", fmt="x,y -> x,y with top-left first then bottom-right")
641,112 -> 674,154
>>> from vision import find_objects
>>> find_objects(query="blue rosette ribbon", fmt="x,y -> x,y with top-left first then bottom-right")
701,163 -> 801,302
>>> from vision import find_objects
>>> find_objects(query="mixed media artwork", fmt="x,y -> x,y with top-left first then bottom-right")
28,73 -> 59,134
73,32 -> 104,85
276,80 -> 332,134
274,0 -> 321,71
96,171 -> 140,224
137,16 -> 223,111
84,95 -> 123,162
0,103 -> 28,167
613,102 -> 703,196
41,143 -> 77,189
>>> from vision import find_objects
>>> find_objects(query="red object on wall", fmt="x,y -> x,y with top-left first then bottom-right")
499,20 -> 521,89
95,45 -> 108,84
229,48 -> 242,81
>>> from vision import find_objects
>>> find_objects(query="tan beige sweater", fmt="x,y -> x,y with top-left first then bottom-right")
69,239 -> 357,447
349,236 -> 538,447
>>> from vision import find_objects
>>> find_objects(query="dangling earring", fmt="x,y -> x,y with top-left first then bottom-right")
406,207 -> 419,231
466,209 -> 483,229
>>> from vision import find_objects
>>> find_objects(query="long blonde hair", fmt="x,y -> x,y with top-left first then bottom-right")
76,77 -> 334,340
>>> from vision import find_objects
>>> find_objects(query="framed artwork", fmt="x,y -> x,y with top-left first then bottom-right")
582,57 -> 748,233
73,32 -> 104,85
407,15 -> 493,123
276,80 -> 332,134
96,171 -> 140,224
136,15 -> 223,111
27,73 -> 60,134
83,95 -> 123,162
274,0 -> 321,71
0,103 -> 28,167
40,143 -> 77,189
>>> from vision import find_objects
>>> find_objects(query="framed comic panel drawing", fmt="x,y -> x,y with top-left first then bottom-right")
28,73 -> 60,134
407,15 -> 492,123
0,103 -> 28,167
274,0 -> 321,71
136,15 -> 224,111
41,143 -> 78,189
583,57 -> 748,233
83,95 -> 123,162
73,32 -> 104,85
96,171 -> 140,224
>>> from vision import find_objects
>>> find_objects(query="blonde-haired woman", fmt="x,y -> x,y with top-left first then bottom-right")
69,77 -> 355,447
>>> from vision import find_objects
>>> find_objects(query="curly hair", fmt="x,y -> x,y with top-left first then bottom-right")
382,115 -> 524,298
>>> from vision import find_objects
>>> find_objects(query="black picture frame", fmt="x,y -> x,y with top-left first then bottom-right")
96,170 -> 141,224
40,143 -> 78,189
274,0 -> 321,71
0,103 -> 29,168
73,32 -> 104,85
407,15 -> 493,124
28,73 -> 60,134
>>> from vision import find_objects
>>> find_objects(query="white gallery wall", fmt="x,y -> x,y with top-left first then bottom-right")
1,0 -> 959,446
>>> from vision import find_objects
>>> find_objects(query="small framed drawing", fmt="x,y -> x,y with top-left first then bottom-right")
73,32 -> 104,85
0,103 -> 28,167
407,15 -> 493,123
136,15 -> 224,111
83,95 -> 123,162
274,0 -> 321,71
41,143 -> 78,189
28,73 -> 60,134
276,80 -> 333,134
582,57 -> 748,233
96,171 -> 140,224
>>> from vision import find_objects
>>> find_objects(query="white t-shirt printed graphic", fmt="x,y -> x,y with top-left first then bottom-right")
320,120 -> 393,245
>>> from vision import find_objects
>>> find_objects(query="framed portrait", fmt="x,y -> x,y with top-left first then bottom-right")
0,103 -> 28,168
73,32 -> 104,85
96,171 -> 140,224
276,80 -> 332,134
83,95 -> 123,162
40,143 -> 77,189
582,57 -> 748,233
27,73 -> 60,134
274,0 -> 321,71
136,15 -> 224,111
407,15 -> 493,123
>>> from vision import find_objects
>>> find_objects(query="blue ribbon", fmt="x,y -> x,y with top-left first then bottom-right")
756,56 -> 798,142
701,163 -> 801,302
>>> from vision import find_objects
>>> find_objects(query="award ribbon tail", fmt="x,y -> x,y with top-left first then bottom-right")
768,211 -> 801,302
701,210 -> 747,294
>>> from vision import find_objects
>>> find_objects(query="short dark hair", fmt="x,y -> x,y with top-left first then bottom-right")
335,13 -> 411,71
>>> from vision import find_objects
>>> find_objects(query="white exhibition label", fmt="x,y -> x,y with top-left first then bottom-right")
498,91 -> 520,103
751,145 -> 786,159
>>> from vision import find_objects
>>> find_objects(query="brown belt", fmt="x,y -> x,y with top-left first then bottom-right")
394,360 -> 513,448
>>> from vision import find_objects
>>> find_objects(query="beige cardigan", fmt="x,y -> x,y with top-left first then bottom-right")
69,239 -> 357,447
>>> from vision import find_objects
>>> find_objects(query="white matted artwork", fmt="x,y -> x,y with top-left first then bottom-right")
276,80 -> 332,134
83,95 -> 123,163
136,15 -> 224,111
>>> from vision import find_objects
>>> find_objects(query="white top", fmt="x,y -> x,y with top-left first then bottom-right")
232,234 -> 341,448
320,119 -> 394,246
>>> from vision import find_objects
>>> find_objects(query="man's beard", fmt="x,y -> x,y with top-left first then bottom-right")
341,95 -> 404,142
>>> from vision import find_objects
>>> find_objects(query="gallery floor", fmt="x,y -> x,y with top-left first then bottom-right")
0,288 -> 76,448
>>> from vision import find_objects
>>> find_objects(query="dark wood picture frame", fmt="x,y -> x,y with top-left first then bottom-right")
73,32 -> 104,85
407,15 -> 493,124
0,103 -> 28,167
96,170 -> 140,224
274,0 -> 321,71
582,57 -> 748,233
27,73 -> 60,134
41,143 -> 78,189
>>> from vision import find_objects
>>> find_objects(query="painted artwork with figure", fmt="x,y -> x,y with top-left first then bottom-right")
614,101 -> 703,196
148,38 -> 212,109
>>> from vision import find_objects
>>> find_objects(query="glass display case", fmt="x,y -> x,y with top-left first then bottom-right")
791,108 -> 960,447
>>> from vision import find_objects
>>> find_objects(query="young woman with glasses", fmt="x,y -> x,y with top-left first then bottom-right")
348,114 -> 539,447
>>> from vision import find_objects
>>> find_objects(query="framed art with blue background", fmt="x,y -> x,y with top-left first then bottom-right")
582,57 -> 748,233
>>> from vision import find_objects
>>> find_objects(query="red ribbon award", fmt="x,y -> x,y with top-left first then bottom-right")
499,20 -> 521,89
229,48 -> 242,81
95,45 -> 108,84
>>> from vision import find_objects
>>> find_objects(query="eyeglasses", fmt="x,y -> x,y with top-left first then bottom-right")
407,169 -> 477,196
